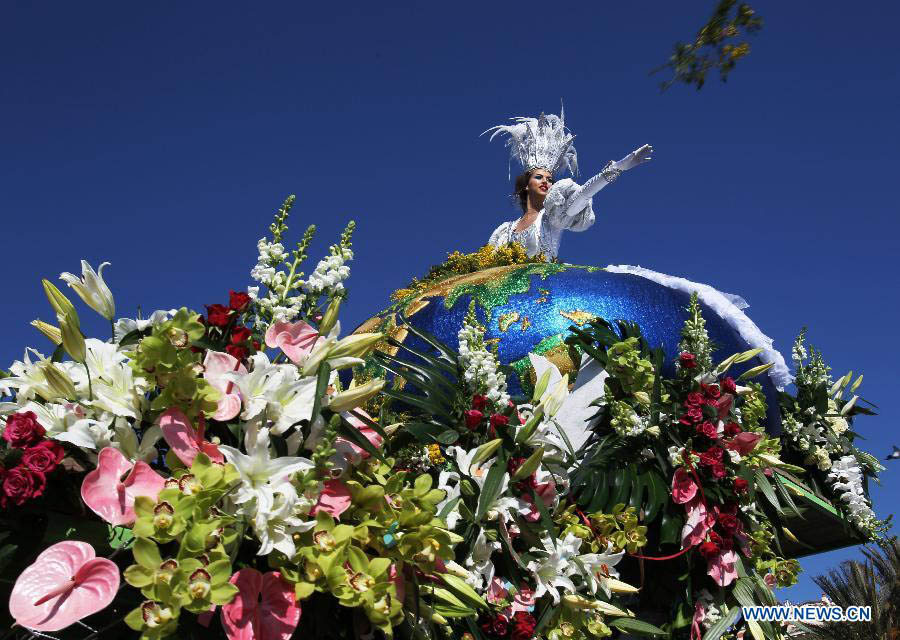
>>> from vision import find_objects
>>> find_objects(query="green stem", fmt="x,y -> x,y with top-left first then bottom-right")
110,318 -> 116,343
84,361 -> 93,401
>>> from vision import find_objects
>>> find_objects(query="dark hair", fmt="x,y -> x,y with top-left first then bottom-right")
512,169 -> 534,212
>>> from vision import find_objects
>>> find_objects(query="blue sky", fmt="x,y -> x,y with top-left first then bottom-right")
2,2 -> 898,603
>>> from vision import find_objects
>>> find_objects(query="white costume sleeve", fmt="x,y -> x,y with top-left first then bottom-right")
488,221 -> 511,248
543,178 -> 595,233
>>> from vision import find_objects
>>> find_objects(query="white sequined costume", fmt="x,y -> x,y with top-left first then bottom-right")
487,178 -> 595,260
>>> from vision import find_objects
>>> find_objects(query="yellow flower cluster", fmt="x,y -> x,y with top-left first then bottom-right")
426,444 -> 445,465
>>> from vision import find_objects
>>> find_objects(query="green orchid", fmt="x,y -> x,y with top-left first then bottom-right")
172,556 -> 238,613
133,491 -> 194,542
124,538 -> 181,600
124,583 -> 181,640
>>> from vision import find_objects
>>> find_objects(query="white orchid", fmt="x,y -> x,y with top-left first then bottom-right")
59,260 -> 115,321
527,533 -> 582,604
219,423 -> 313,518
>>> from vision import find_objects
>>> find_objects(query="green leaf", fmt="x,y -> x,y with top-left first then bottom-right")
610,617 -> 666,637
659,510 -> 683,546
309,362 -> 332,422
475,453 -> 508,520
702,605 -> 741,640
438,574 -> 487,610
645,468 -> 668,523
436,430 -> 460,445
337,415 -> 386,462
754,470 -> 781,513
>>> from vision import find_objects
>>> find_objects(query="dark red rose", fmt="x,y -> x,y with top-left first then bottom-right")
225,344 -> 249,361
230,326 -> 252,345
708,530 -> 724,547
2,411 -> 46,448
724,422 -> 742,437
2,466 -> 46,507
696,421 -> 718,439
680,406 -> 703,426
718,513 -> 740,535
686,392 -> 704,406
489,414 -> 509,432
679,352 -> 697,369
721,377 -> 737,394
229,290 -> 251,312
205,304 -> 231,328
20,441 -> 65,474
733,477 -> 749,494
703,383 -> 721,399
464,410 -> 483,430
710,463 -> 727,479
507,456 -> 528,476
699,540 -> 720,559
471,395 -> 488,412
251,340 -> 261,351
511,612 -> 537,640
480,614 -> 509,638
698,447 -> 724,467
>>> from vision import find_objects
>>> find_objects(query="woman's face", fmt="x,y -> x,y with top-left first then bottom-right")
527,168 -> 553,199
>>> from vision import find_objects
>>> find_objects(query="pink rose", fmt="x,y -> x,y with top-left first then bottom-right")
20,441 -> 65,474
3,411 -> 46,448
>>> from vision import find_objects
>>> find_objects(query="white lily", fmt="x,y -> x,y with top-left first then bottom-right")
59,260 -> 116,321
219,423 -> 313,518
89,361 -> 145,419
267,376 -> 318,435
577,544 -> 626,598
113,309 -> 175,343
83,339 -> 128,381
2,349 -> 55,401
112,417 -> 161,463
252,483 -> 316,557
223,353 -> 287,420
464,527 -> 501,591
527,533 -> 583,604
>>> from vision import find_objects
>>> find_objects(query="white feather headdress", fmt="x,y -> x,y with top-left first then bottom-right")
483,106 -> 578,178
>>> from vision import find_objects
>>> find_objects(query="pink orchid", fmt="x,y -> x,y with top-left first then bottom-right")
487,577 -> 509,604
265,320 -> 321,365
725,432 -> 762,456
511,584 -> 536,614
160,407 -> 225,466
81,447 -> 165,526
221,569 -> 300,640
204,351 -> 247,421
707,549 -> 738,587
681,496 -> 715,548
334,410 -> 384,465
672,467 -> 698,504
311,479 -> 352,518
690,600 -> 705,640
9,541 -> 119,632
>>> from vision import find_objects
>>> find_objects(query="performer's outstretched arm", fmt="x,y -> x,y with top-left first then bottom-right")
563,144 -> 653,217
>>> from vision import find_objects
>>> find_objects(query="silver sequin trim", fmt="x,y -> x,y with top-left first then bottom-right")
601,160 -> 621,184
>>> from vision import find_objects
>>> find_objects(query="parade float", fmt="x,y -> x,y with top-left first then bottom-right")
0,110 -> 888,640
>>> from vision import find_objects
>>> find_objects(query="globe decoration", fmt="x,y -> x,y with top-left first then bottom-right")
355,262 -> 784,431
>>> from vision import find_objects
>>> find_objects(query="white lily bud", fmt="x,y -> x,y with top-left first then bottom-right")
31,319 -> 62,345
327,378 -> 384,412
59,313 -> 86,363
40,362 -> 77,400
42,279 -> 79,328
329,333 -> 383,360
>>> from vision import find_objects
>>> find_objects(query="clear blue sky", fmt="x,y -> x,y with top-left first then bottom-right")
2,2 -> 898,603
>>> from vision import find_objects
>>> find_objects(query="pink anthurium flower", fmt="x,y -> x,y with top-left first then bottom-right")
707,548 -> 739,587
334,410 -> 384,465
725,432 -> 762,456
160,407 -> 225,466
204,351 -> 247,422
521,481 -> 557,522
81,447 -> 165,526
311,479 -> 352,518
671,467 -> 698,505
265,320 -> 320,365
9,541 -> 120,632
221,568 -> 300,640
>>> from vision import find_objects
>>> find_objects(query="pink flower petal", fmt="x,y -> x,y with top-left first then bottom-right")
487,577 -> 509,604
265,321 -> 319,365
681,496 -> 715,548
204,351 -> 247,422
311,480 -> 352,518
707,549 -> 738,587
335,410 -> 384,464
389,564 -> 405,603
725,432 -> 762,456
9,541 -> 119,632
672,467 -> 698,505
80,447 -> 165,526
222,569 -> 300,640
160,408 -> 224,466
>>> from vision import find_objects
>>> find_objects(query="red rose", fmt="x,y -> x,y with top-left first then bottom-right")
733,477 -> 749,494
718,513 -> 740,535
229,290 -> 251,312
680,406 -> 702,426
471,395 -> 488,412
679,352 -> 697,369
2,411 -> 46,448
1,466 -> 46,507
230,326 -> 252,345
511,612 -> 537,640
710,463 -> 727,479
480,614 -> 509,638
464,410 -> 483,430
724,422 -> 742,437
225,344 -> 249,361
205,304 -> 231,328
698,540 -> 720,559
686,392 -> 703,406
703,383 -> 721,399
20,441 -> 65,474
698,447 -> 723,467
721,377 -> 737,394
696,421 -> 718,439
489,414 -> 509,432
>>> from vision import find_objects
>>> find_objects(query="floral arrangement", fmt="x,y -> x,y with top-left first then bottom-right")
0,196 -> 887,640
